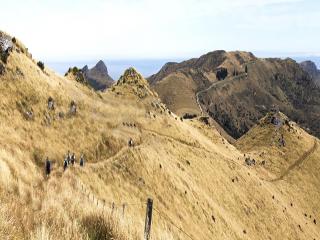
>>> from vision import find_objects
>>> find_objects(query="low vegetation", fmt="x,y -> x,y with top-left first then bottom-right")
0,32 -> 319,240
37,61 -> 45,71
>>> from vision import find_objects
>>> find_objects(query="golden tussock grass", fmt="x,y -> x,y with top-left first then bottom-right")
0,38 -> 319,240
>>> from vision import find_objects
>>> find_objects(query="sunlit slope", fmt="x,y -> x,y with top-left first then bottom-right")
236,112 -> 320,239
236,112 -> 317,180
0,32 -> 319,240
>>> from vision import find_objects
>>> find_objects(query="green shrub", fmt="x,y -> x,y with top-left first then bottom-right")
72,66 -> 79,74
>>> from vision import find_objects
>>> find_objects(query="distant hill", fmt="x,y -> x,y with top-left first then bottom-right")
300,60 -> 320,87
149,50 -> 320,139
82,60 -> 114,90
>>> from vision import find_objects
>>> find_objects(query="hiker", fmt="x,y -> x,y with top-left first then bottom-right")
67,151 -> 71,165
69,100 -> 77,115
47,97 -> 55,110
279,134 -> 285,147
245,157 -> 256,166
80,154 -> 85,167
71,153 -> 76,165
63,157 -> 68,171
45,157 -> 51,177
128,138 -> 134,147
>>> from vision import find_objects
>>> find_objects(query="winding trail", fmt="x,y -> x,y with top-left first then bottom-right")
195,61 -> 255,115
271,140 -> 318,182
195,74 -> 245,115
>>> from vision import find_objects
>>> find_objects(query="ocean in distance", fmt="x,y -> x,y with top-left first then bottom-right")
47,56 -> 320,81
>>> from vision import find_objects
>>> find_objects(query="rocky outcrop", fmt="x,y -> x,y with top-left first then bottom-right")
82,60 -> 114,91
65,67 -> 88,85
300,60 -> 320,87
114,67 -> 155,98
0,62 -> 5,75
117,67 -> 147,86
0,32 -> 13,64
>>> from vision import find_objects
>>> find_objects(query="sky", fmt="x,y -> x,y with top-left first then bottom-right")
0,0 -> 319,62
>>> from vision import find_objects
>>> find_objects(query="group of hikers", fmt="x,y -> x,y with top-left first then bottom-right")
63,151 -> 85,171
45,138 -> 135,177
45,151 -> 85,177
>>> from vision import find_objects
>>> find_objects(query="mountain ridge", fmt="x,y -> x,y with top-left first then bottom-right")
149,51 -> 320,139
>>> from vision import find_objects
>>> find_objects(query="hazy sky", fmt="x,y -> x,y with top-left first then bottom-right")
1,0 -> 319,61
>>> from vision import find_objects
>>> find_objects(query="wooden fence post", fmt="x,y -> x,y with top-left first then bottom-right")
122,203 -> 126,217
111,202 -> 115,215
144,198 -> 153,240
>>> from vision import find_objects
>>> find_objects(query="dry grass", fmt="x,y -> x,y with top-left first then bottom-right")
0,37 -> 319,240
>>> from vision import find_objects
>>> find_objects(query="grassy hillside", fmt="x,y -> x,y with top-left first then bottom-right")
0,32 -> 319,240
149,51 -> 320,140
148,51 -> 255,117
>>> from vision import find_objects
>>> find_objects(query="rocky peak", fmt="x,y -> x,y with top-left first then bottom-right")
92,60 -> 109,75
300,60 -> 320,87
82,65 -> 89,73
79,60 -> 114,91
300,61 -> 319,76
115,67 -> 155,98
117,67 -> 147,86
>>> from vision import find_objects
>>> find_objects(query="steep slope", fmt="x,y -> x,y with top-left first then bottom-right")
300,60 -> 320,87
82,60 -> 114,90
236,112 -> 320,238
0,31 -> 319,240
149,51 -> 320,139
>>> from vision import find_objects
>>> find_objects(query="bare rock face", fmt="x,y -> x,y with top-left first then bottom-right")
0,62 -> 5,75
0,32 -> 13,64
0,32 -> 13,52
300,60 -> 320,87
82,60 -> 114,91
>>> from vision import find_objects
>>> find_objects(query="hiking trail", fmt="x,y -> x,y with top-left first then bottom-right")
271,139 -> 318,182
195,61 -> 255,115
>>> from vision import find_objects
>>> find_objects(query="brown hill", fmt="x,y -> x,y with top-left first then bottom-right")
149,51 -> 320,139
1,31 -> 320,240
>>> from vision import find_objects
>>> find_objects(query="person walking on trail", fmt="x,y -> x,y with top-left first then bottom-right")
79,154 -> 85,167
128,138 -> 134,147
63,157 -> 68,171
71,153 -> 76,165
45,157 -> 51,177
67,151 -> 71,165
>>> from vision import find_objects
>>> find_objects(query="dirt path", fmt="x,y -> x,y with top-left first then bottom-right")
141,128 -> 206,150
195,61 -> 255,115
271,140 -> 318,182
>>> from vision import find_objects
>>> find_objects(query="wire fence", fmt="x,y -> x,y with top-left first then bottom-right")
77,180 -> 196,240
153,207 -> 195,240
